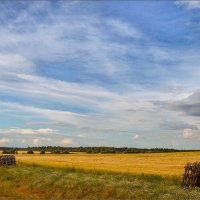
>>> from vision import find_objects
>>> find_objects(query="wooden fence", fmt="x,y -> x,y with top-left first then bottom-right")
181,162 -> 200,188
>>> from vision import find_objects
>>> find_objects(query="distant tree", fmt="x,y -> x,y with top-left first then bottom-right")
0,146 -> 190,155
40,150 -> 45,154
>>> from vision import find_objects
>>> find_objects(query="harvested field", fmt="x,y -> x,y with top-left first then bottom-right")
15,152 -> 200,176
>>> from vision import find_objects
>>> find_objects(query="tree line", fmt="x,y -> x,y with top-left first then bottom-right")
0,146 -> 199,154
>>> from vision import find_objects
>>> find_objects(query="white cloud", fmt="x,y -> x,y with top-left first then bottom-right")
0,54 -> 33,70
21,139 -> 26,143
33,138 -> 40,145
182,128 -> 200,139
0,138 -> 12,145
32,137 -> 52,146
132,134 -> 140,140
182,129 -> 194,139
60,138 -> 73,146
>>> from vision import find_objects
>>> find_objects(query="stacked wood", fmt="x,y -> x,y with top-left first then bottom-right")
181,162 -> 200,188
0,155 -> 16,166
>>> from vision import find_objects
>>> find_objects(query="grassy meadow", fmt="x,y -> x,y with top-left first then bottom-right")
0,152 -> 200,199
1,163 -> 200,200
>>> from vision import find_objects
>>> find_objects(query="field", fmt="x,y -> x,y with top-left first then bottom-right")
15,151 -> 200,176
1,152 -> 200,199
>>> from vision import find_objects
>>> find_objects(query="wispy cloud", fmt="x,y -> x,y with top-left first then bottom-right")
176,1 -> 200,9
0,128 -> 56,135
0,101 -> 87,125
107,19 -> 143,39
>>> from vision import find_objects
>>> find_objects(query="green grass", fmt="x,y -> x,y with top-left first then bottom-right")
0,163 -> 200,200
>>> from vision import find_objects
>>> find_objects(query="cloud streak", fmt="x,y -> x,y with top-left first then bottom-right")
0,128 -> 57,135
176,1 -> 200,9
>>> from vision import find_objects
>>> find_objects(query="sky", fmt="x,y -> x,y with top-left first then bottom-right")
0,0 -> 200,149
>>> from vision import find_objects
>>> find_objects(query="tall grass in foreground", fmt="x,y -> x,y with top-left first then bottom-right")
0,163 -> 200,200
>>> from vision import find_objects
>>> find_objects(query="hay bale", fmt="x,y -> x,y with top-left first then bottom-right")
181,162 -> 200,188
0,155 -> 16,166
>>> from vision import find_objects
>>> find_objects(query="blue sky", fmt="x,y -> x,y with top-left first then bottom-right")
0,0 -> 200,148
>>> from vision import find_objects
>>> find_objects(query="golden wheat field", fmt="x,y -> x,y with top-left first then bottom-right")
15,152 -> 200,176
